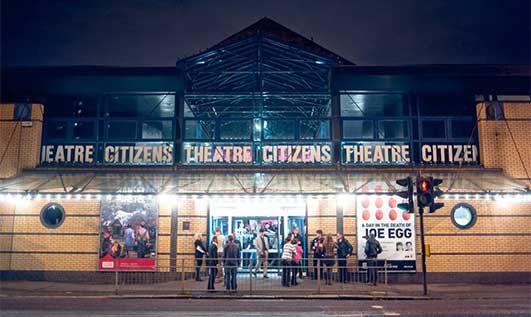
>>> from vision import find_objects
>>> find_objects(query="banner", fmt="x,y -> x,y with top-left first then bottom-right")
98,196 -> 158,271
357,194 -> 416,271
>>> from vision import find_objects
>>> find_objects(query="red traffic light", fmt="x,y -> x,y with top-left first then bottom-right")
419,179 -> 431,192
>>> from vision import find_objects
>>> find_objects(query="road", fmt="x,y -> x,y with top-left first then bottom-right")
1,297 -> 530,316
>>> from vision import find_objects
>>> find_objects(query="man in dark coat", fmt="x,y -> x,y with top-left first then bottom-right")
206,236 -> 219,291
223,234 -> 241,292
335,232 -> 353,283
364,232 -> 383,286
310,230 -> 324,280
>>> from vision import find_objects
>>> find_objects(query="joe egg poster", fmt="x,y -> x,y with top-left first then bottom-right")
357,195 -> 417,271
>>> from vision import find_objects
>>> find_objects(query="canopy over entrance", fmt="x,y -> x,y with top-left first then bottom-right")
0,167 -> 527,197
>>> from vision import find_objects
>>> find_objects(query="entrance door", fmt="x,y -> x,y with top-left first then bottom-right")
208,199 -> 305,272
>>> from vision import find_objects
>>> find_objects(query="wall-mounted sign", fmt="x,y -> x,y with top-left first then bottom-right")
183,143 -> 253,164
357,194 -> 417,271
182,142 -> 333,165
342,143 -> 479,165
40,143 -> 173,166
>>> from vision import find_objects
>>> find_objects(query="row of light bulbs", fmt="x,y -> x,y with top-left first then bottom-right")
0,192 -> 529,203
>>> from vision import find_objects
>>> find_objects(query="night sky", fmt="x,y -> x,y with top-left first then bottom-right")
1,0 -> 530,67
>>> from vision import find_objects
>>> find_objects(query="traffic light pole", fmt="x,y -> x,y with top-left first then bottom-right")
419,206 -> 428,296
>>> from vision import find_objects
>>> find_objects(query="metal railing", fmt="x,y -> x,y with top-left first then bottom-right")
112,257 -> 389,295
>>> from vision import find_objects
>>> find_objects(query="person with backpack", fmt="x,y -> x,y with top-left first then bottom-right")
364,232 -> 383,286
335,232 -> 353,283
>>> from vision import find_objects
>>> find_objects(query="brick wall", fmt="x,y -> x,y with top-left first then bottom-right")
477,102 -> 531,187
0,103 -> 43,178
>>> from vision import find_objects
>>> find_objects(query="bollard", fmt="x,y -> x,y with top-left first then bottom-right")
249,258 -> 253,295
317,259 -> 321,294
384,259 -> 388,286
114,268 -> 119,295
181,258 -> 185,293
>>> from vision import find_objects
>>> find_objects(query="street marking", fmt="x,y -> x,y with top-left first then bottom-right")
371,305 -> 384,309
383,312 -> 400,316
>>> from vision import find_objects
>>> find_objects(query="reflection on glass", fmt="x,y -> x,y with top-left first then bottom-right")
453,206 -> 473,227
263,120 -> 295,140
107,94 -> 175,117
340,94 -> 407,117
107,121 -> 136,140
422,120 -> 446,139
378,121 -> 408,139
184,120 -> 215,140
343,120 -> 373,139
300,120 -> 330,140
45,121 -> 68,139
142,121 -> 172,139
220,120 -> 252,140
73,121 -> 96,140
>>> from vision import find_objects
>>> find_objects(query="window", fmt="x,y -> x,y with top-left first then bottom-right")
107,121 -> 137,140
184,120 -> 215,140
451,203 -> 477,229
106,94 -> 175,117
378,120 -> 408,139
342,120 -> 373,139
40,203 -> 65,228
45,96 -> 99,117
14,103 -> 32,121
340,94 -> 407,117
73,121 -> 96,140
45,121 -> 68,139
142,121 -> 172,139
418,95 -> 475,116
451,120 -> 475,139
422,120 -> 446,139
220,120 -> 252,140
300,120 -> 330,140
263,120 -> 295,140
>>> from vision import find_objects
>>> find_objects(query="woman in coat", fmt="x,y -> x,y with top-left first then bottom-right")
322,233 -> 335,285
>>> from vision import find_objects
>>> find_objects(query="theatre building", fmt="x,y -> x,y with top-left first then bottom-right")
1,18 -> 530,283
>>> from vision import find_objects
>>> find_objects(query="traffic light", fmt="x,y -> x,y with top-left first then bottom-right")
396,176 -> 414,213
429,178 -> 444,213
416,176 -> 445,212
417,177 -> 433,208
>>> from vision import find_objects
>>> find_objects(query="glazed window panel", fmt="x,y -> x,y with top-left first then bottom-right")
220,120 -> 252,140
106,94 -> 175,117
45,121 -> 68,139
421,120 -> 446,139
142,120 -> 173,139
107,121 -> 137,140
184,120 -> 215,140
342,120 -> 374,139
451,120 -> 476,139
378,120 -> 408,139
73,121 -> 96,140
300,120 -> 330,140
45,96 -> 99,117
263,120 -> 295,140
340,94 -> 408,117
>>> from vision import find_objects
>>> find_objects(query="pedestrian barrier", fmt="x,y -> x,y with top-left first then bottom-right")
112,257 -> 389,295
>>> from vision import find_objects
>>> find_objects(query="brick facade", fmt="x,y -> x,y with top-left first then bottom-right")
0,102 -> 530,282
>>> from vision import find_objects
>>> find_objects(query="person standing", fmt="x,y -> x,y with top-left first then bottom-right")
252,228 -> 269,278
322,234 -> 335,285
123,224 -> 135,258
206,236 -> 218,292
310,230 -> 324,280
223,234 -> 240,292
136,221 -> 150,259
291,226 -> 304,278
335,232 -> 353,283
214,227 -> 225,282
194,233 -> 206,281
364,232 -> 383,286
291,238 -> 303,286
281,234 -> 296,287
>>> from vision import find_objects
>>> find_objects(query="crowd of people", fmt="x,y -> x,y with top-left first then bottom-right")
193,226 -> 383,292
100,221 -> 154,259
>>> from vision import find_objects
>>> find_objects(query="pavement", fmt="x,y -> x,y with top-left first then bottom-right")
1,277 -> 530,300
